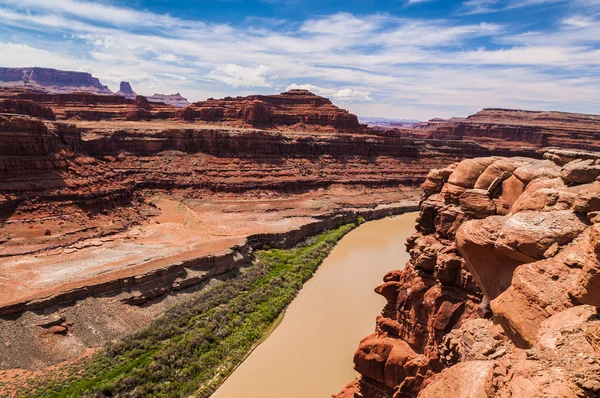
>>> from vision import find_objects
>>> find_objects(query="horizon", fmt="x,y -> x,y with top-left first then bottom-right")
1,0 -> 600,119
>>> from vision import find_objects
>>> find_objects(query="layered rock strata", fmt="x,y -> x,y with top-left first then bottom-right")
0,89 -> 177,121
425,108 -> 600,152
178,89 -> 361,129
337,149 -> 600,397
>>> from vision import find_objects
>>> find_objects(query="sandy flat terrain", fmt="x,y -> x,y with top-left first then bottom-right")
0,187 -> 418,310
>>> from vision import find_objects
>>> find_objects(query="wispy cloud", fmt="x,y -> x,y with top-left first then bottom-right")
209,64 -> 273,87
461,0 -> 566,14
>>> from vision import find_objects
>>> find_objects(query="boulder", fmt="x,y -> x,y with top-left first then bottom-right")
561,158 -> 600,184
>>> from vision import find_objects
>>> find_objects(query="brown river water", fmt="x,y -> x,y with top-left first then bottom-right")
212,212 -> 418,398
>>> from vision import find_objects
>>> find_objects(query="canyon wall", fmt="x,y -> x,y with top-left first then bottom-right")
337,149 -> 600,398
4,100 -> 600,320
4,83 -> 600,380
424,108 -> 600,152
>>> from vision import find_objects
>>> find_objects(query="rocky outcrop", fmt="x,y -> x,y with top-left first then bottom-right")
0,67 -> 112,95
337,149 -> 600,398
177,89 -> 361,129
0,98 -> 54,119
115,81 -> 137,98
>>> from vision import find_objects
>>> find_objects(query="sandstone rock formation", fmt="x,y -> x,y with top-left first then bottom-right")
0,67 -> 112,94
0,88 -> 177,120
115,81 -> 137,98
337,149 -> 600,398
177,89 -> 361,129
0,98 -> 55,120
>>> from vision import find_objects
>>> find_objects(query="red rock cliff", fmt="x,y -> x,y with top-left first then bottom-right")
337,149 -> 600,398
177,89 -> 361,129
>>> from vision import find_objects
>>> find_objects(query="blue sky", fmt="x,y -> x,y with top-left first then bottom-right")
1,0 -> 600,119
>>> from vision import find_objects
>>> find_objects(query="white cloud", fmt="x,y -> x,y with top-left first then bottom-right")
460,0 -> 501,14
208,64 -> 272,87
461,0 -> 565,14
156,53 -> 183,63
562,15 -> 595,28
286,83 -> 373,102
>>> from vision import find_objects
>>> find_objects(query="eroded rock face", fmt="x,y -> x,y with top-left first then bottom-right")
177,89 -> 361,129
336,151 -> 600,398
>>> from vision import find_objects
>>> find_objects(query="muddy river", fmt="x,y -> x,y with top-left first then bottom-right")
212,212 -> 418,398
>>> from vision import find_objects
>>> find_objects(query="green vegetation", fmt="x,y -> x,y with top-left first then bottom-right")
25,221 -> 359,398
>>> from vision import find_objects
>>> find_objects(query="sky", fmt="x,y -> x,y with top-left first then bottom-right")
1,0 -> 600,120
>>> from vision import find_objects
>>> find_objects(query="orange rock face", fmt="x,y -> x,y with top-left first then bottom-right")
337,148 -> 600,398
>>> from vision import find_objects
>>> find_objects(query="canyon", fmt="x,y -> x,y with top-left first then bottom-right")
1,68 -> 600,397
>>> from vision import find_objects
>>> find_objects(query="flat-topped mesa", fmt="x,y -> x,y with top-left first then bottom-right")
423,108 -> 600,151
177,89 -> 361,129
337,150 -> 600,398
0,67 -> 113,95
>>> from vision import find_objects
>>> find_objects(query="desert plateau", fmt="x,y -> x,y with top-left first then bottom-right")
2,1 -> 600,397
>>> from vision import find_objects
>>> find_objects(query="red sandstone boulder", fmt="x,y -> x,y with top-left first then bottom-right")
47,325 -> 67,335
561,158 -> 600,184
